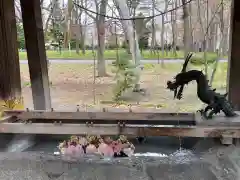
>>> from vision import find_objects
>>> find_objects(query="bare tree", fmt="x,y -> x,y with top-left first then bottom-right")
79,0 -> 88,55
95,0 -> 108,76
209,0 -> 225,85
82,0 -> 108,76
161,3 -> 166,59
150,0 -> 156,54
74,0 -> 81,54
44,0 -> 55,33
170,0 -> 177,56
61,0 -> 74,49
182,0 -> 191,59
188,1 -> 193,50
73,0 -> 88,55
113,0 -> 143,91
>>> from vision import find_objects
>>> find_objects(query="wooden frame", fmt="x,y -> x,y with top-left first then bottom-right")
20,0 -> 51,110
0,122 -> 239,137
3,110 -> 195,121
3,110 -> 196,125
1,110 -> 240,138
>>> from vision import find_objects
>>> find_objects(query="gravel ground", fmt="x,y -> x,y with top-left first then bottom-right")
0,135 -> 239,180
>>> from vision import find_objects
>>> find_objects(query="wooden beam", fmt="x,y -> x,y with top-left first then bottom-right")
4,111 -> 196,125
4,110 -> 240,125
20,0 -> 51,110
0,0 -> 22,100
14,112 -> 196,126
0,123 -> 239,138
228,0 -> 240,110
4,110 -> 194,120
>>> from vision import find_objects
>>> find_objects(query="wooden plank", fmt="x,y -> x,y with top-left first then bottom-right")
5,110 -> 240,126
0,123 -> 240,137
4,110 -> 195,121
20,0 -> 51,110
20,118 -> 196,126
0,116 -> 15,123
0,0 -> 22,100
199,120 -> 240,127
228,0 -> 240,110
199,113 -> 240,126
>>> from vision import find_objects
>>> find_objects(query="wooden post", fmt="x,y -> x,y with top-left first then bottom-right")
228,0 -> 240,110
20,0 -> 51,110
0,0 -> 23,116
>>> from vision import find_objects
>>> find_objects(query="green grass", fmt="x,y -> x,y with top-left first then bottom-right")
18,49 -> 228,60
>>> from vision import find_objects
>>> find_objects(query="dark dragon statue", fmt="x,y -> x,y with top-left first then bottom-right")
166,53 -> 238,119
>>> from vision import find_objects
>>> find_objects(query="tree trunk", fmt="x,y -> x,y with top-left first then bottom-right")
114,0 -> 142,90
165,31 -> 168,56
63,0 -> 73,49
44,1 -> 53,33
75,31 -> 80,54
81,0 -> 87,55
150,0 -> 156,54
197,0 -> 207,75
114,0 -> 141,64
75,1 -> 80,54
80,30 -> 86,54
0,0 -> 23,111
124,34 -> 131,54
171,0 -> 177,56
161,15 -> 165,58
160,0 -> 168,64
188,2 -> 193,51
209,0 -> 224,85
96,0 -> 108,77
114,4 -> 131,54
182,0 -> 191,59
208,23 -> 215,52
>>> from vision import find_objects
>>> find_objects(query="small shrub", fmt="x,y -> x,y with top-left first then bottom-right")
23,82 -> 31,87
112,56 -> 139,101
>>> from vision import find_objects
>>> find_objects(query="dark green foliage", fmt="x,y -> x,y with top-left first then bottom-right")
48,24 -> 64,49
16,23 -> 25,49
138,34 -> 149,51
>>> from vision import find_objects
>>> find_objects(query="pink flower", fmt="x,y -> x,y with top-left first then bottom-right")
64,145 -> 75,155
74,144 -> 84,156
110,141 -> 123,154
98,143 -> 114,157
86,144 -> 98,154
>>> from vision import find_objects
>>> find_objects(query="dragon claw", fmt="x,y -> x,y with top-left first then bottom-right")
176,93 -> 182,100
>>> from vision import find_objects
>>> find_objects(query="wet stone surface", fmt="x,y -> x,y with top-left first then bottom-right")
0,147 -> 238,180
0,135 -> 240,180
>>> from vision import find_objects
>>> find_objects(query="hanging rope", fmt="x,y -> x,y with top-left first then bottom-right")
73,0 -> 194,20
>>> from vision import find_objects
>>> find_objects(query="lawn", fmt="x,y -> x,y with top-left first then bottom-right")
20,62 -> 228,112
18,49 -> 227,60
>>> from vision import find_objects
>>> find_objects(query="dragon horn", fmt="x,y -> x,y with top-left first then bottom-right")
181,52 -> 193,73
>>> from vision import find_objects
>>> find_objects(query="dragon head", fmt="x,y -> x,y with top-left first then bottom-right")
167,81 -> 176,91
